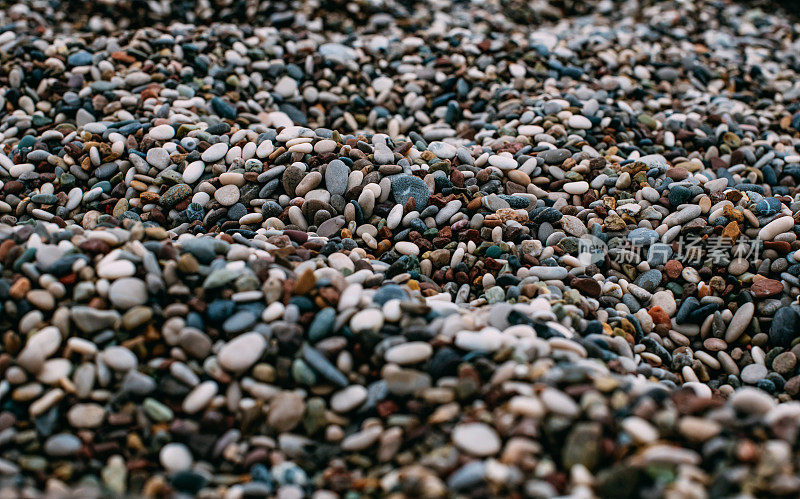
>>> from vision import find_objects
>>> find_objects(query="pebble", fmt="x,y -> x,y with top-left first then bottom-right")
44,434 -> 82,457
149,124 -> 175,140
201,143 -> 228,163
183,161 -> 205,184
563,181 -> 589,194
66,404 -> 106,429
391,176 -> 429,210
325,160 -> 349,196
182,381 -> 218,414
101,347 -> 138,372
741,364 -> 768,384
349,309 -> 384,333
330,385 -> 368,413
108,278 -> 147,309
218,333 -> 267,372
530,266 -> 567,280
452,423 -> 501,456
385,342 -> 433,365
567,115 -> 592,129
725,302 -> 754,343
214,185 -> 240,206
428,142 -> 457,159
159,443 -> 193,473
758,216 -> 795,240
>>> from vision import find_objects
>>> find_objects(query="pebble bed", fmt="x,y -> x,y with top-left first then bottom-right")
1,0 -> 800,496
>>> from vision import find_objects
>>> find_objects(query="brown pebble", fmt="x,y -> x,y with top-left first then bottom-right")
703,338 -> 727,352
571,277 -> 601,297
750,278 -> 783,298
9,277 -> 30,300
664,260 -> 683,280
294,268 -> 316,295
772,352 -> 797,375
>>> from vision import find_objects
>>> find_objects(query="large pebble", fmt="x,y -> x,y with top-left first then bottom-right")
218,333 -> 267,372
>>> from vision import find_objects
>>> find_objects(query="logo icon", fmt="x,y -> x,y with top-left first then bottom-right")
576,234 -> 608,266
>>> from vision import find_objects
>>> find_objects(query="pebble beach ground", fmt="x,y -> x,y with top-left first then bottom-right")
1,0 -> 800,496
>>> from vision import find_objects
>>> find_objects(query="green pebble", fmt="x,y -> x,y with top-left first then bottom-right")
18,135 -> 36,148
485,245 -> 502,258
665,281 -> 683,297
143,398 -> 173,422
32,115 -> 53,127
292,359 -> 317,386
637,113 -> 657,129
60,173 -> 76,189
485,286 -> 505,304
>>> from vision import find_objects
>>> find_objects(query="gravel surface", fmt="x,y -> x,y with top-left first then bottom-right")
0,0 -> 800,497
